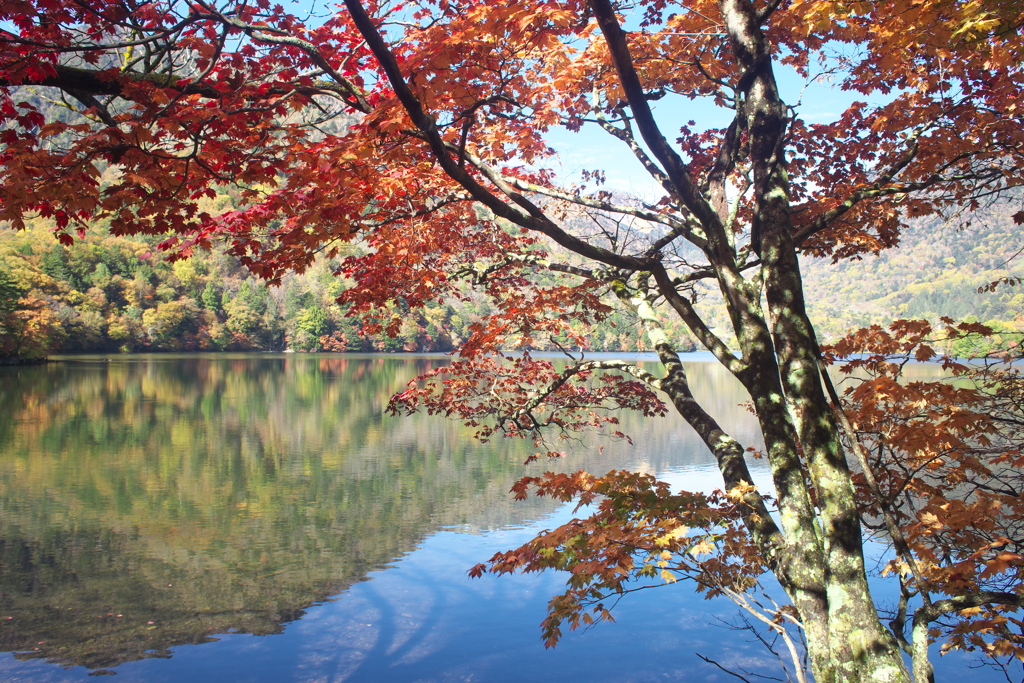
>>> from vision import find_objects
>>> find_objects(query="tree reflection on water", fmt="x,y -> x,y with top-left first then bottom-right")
0,354 -> 736,671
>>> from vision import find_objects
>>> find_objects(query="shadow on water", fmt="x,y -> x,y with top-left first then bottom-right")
330,571 -> 450,681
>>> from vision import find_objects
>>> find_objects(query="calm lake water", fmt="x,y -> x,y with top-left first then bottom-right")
0,354 -> 988,681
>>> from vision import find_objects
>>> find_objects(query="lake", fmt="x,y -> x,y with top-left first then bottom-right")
0,354 -> 987,681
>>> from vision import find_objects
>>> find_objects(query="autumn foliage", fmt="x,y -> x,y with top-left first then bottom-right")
828,321 -> 1024,665
2,0 -> 1024,680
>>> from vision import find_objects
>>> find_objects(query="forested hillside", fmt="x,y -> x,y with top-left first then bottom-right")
1,200 -> 1019,361
0,212 -> 695,360
802,204 -> 1023,339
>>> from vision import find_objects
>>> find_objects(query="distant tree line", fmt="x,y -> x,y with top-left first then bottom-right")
3,203 -> 1021,362
0,219 -> 692,361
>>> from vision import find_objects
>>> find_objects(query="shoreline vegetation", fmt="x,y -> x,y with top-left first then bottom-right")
1,197 -> 1021,364
0,218 -> 702,363
0,355 -> 48,365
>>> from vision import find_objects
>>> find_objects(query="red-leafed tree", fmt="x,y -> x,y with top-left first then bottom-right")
2,1 -> 1023,680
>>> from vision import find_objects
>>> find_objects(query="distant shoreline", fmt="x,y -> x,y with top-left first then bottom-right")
0,357 -> 51,366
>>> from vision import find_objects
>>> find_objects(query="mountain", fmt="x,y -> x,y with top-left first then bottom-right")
801,201 -> 1023,341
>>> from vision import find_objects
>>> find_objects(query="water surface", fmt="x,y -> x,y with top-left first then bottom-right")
0,354 -> 986,680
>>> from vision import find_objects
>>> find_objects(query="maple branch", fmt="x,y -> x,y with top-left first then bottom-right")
546,262 -> 606,280
590,102 -> 680,206
152,25 -> 231,120
452,145 -> 583,222
910,591 -> 1024,682
588,0 -> 729,249
61,88 -> 118,128
644,222 -> 704,256
755,0 -> 786,25
794,133 -> 922,244
502,175 -> 691,233
451,95 -> 522,164
190,1 -> 372,112
609,278 -> 781,563
666,256 -> 759,288
343,0 -> 661,276
586,107 -> 718,257
454,252 -> 568,286
719,586 -> 809,683
687,52 -> 739,94
796,120 -> 1019,247
360,193 -> 472,229
505,359 -> 664,433
649,263 -> 747,375
0,16 -> 201,52
0,63 -> 215,99
0,62 -> 360,113
442,142 -> 655,273
694,654 -> 758,683
588,108 -> 713,255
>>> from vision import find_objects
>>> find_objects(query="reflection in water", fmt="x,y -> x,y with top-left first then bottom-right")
0,355 -> 990,682
0,354 -> 753,672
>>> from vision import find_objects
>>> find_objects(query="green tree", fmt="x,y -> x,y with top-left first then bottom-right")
201,281 -> 220,312
39,246 -> 75,288
142,300 -> 201,350
0,268 -> 24,318
292,305 -> 329,351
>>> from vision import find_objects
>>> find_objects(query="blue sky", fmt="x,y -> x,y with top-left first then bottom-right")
543,63 -> 863,196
